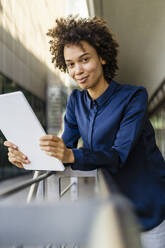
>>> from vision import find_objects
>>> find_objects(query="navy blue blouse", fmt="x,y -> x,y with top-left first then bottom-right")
62,80 -> 165,230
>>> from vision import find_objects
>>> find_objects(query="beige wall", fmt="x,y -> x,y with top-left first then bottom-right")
0,0 -> 66,99
95,0 -> 165,97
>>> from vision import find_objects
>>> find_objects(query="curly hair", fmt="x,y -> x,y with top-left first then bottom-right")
46,15 -> 119,82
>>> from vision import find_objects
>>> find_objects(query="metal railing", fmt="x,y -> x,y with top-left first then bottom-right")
0,167 -> 142,248
148,78 -> 165,117
0,171 -> 54,200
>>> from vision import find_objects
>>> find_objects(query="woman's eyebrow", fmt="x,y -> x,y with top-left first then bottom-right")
65,52 -> 90,62
79,52 -> 90,58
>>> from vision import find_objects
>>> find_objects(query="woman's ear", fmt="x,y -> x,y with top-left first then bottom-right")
100,58 -> 106,65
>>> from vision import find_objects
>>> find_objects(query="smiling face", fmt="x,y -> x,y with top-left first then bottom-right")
64,41 -> 107,94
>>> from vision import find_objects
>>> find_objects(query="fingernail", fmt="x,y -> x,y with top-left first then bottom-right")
23,155 -> 27,159
13,145 -> 17,149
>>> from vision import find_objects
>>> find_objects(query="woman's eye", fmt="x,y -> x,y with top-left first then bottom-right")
82,57 -> 89,62
67,63 -> 74,68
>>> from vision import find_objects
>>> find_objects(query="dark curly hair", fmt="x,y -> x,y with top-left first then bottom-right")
46,15 -> 119,82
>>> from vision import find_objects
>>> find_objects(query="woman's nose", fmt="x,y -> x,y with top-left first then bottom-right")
75,63 -> 83,75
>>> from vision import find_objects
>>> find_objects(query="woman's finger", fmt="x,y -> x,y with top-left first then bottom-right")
8,153 -> 30,164
41,145 -> 65,154
8,147 -> 27,159
40,146 -> 59,152
9,158 -> 24,168
39,140 -> 59,147
40,135 -> 60,142
4,141 -> 30,167
8,149 -> 30,163
8,148 -> 29,163
46,151 -> 62,160
14,163 -> 24,168
4,141 -> 18,149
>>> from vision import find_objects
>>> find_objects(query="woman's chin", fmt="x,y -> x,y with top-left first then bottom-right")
79,83 -> 89,90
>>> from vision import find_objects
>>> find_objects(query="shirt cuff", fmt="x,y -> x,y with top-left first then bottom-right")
71,148 -> 84,170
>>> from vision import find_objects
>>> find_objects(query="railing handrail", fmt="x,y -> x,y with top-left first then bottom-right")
97,168 -> 119,197
0,167 -> 142,247
0,168 -> 120,201
0,171 -> 54,200
0,167 -> 97,202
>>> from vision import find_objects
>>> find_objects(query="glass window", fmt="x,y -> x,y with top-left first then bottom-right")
0,72 -> 46,180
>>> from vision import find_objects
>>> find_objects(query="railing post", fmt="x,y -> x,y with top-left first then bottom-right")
26,171 -> 41,203
70,177 -> 78,201
44,173 -> 61,201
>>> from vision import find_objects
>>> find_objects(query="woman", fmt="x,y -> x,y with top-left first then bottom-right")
4,16 -> 165,247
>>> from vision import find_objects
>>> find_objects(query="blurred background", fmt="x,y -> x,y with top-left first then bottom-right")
0,0 -> 165,183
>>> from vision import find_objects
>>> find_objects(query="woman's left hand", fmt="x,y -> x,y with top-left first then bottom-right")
39,135 -> 75,163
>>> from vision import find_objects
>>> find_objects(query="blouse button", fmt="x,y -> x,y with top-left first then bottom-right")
93,101 -> 98,113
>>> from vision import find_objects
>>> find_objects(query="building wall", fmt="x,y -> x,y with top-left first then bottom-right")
96,0 -> 165,97
0,0 -> 66,100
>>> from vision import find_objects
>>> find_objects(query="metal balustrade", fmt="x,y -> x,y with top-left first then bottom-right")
0,167 -> 142,248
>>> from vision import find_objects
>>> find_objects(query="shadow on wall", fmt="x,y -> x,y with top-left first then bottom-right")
0,1 -> 3,13
0,25 -> 53,98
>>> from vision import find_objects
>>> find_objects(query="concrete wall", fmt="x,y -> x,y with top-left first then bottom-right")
95,0 -> 165,97
0,0 -> 66,99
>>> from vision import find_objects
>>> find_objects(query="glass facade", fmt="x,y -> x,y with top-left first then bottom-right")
0,73 -> 46,180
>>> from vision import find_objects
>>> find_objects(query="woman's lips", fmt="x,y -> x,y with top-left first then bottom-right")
76,76 -> 88,84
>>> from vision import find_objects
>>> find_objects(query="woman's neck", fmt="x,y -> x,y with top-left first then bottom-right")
87,79 -> 109,100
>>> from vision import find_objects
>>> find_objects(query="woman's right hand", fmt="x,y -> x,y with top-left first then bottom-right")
4,141 -> 30,168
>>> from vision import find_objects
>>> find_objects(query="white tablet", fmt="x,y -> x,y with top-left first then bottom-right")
0,91 -> 65,171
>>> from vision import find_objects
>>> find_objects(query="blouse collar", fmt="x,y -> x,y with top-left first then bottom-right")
85,80 -> 117,109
